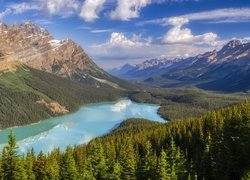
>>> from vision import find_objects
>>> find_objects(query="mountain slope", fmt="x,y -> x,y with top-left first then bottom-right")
0,21 -> 130,89
159,40 -> 250,91
108,64 -> 135,76
115,40 -> 250,92
0,66 -> 125,129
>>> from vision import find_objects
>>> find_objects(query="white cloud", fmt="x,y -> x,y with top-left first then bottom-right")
107,0 -> 197,21
235,37 -> 250,43
93,32 -> 142,48
8,2 -> 41,14
108,0 -> 151,20
6,0 -> 80,18
183,8 -> 250,23
2,0 -> 200,22
0,8 -> 11,20
109,32 -> 137,47
41,0 -> 80,17
88,30 -> 222,69
80,0 -> 106,22
6,0 -> 104,21
162,17 -> 218,46
91,41 -> 220,68
139,8 -> 250,25
89,32 -> 150,62
168,17 -> 189,26
91,29 -> 113,33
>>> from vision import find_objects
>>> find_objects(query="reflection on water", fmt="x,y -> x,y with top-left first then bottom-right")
0,99 -> 165,154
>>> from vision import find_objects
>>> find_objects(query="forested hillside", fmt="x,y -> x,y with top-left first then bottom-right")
130,87 -> 247,120
1,101 -> 249,179
0,67 -> 125,129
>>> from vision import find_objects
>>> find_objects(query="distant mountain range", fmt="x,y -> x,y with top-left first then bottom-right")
109,40 -> 250,92
109,58 -> 182,80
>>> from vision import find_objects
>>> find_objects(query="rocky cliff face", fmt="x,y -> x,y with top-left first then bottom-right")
0,21 -> 109,84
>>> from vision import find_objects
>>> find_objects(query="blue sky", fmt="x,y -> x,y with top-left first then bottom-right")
1,0 -> 250,69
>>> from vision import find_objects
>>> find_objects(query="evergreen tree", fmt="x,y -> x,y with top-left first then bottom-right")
166,138 -> 178,180
0,156 -> 3,179
105,140 -> 116,173
119,143 -> 136,180
175,147 -> 187,179
1,147 -> 8,179
201,134 -> 213,179
34,151 -> 46,180
45,156 -> 60,180
241,169 -> 250,180
157,149 -> 171,180
79,155 -> 96,180
139,141 -> 154,179
90,142 -> 107,179
60,146 -> 77,180
110,162 -> 121,180
2,130 -> 27,180
82,159 -> 95,180
25,150 -> 35,180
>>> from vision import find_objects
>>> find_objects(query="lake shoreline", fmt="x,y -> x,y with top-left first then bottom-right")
0,96 -> 167,132
0,99 -> 165,154
0,96 -> 128,131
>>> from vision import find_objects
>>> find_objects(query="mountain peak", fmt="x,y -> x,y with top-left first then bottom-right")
23,20 -> 34,25
0,21 -> 106,83
225,40 -> 243,49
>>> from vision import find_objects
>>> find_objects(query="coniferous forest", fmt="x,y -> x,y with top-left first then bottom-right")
0,101 -> 249,180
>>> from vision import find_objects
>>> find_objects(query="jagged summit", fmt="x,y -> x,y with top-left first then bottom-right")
136,57 -> 181,70
23,20 -> 34,25
225,39 -> 243,49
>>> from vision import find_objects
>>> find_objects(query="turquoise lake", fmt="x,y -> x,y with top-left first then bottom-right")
0,99 -> 165,154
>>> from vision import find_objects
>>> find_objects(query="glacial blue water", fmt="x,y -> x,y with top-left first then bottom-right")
0,99 -> 165,154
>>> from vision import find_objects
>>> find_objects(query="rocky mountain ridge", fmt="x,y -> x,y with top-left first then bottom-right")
135,57 -> 182,70
111,40 -> 250,92
0,21 -> 119,87
109,57 -> 182,79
